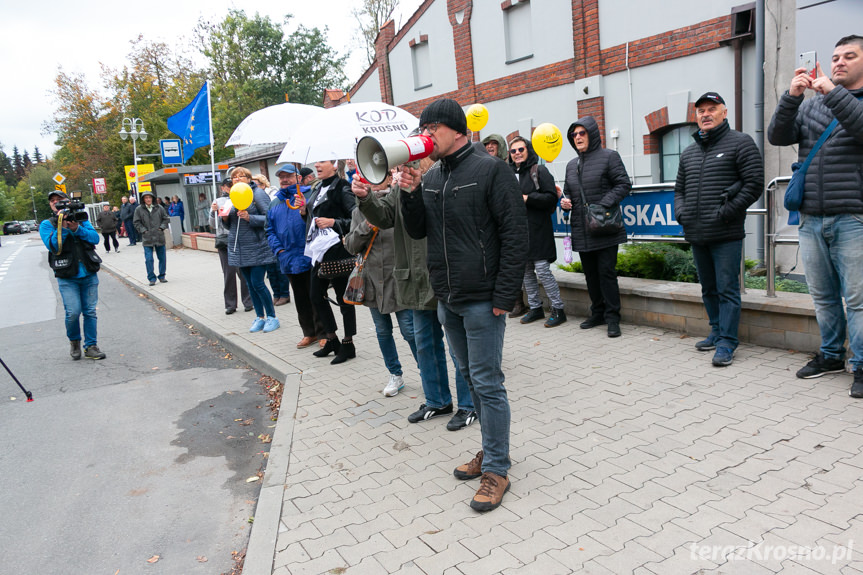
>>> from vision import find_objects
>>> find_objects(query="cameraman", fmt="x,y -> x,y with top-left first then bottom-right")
39,191 -> 106,360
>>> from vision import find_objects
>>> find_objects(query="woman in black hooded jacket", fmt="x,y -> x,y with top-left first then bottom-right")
507,136 -> 567,327
560,116 -> 631,337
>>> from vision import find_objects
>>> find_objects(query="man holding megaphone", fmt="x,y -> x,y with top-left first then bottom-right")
395,98 -> 528,513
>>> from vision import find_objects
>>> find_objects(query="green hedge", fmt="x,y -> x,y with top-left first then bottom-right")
558,242 -> 808,294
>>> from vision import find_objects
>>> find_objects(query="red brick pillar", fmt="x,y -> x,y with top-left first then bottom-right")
448,0 -> 476,104
375,20 -> 396,105
571,0 -> 605,135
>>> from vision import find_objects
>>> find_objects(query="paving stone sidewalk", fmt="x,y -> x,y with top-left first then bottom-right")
101,244 -> 863,575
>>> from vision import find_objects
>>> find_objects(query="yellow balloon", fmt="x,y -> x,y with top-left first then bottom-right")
532,123 -> 563,162
465,104 -> 489,132
230,182 -> 254,211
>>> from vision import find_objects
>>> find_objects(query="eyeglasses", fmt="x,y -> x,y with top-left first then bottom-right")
509,146 -> 526,154
420,123 -> 440,135
571,130 -> 588,137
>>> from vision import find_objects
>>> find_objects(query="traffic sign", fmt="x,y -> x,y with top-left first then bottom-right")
160,139 -> 183,165
54,184 -> 67,193
52,172 -> 66,185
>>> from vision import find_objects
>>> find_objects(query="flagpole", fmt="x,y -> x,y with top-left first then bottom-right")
206,79 -> 217,201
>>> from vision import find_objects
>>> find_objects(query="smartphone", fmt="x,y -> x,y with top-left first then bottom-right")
799,51 -> 817,78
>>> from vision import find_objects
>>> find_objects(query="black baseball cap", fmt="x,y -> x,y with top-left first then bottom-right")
695,92 -> 725,107
299,167 -> 314,179
48,190 -> 69,201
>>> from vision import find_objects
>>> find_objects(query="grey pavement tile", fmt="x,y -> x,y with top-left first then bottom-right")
310,507 -> 365,536
589,517 -> 653,552
618,479 -> 678,510
670,503 -> 738,538
413,542 -> 478,575
336,532 -> 397,567
772,516 -> 846,549
281,548 -> 346,575
273,541 -> 311,571
614,462 -> 670,490
752,492 -> 823,523
499,507 -> 563,540
453,548 -> 523,575
580,477 -> 637,505
704,487 -> 772,520
300,526 -> 358,560
718,509 -> 792,543
592,540 -> 665,573
627,500 -> 691,531
500,553 -> 573,575
346,513 -> 401,545
802,484 -> 863,530
276,520 -> 323,549
370,536 -> 437,572
697,469 -> 755,498
738,474 -> 801,502
546,534 -> 615,570
641,545 -> 721,575
458,526 -> 523,559
583,496 -> 644,529
633,521 -> 703,558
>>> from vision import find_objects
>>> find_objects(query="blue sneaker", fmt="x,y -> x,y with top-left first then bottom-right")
263,317 -> 280,333
712,347 -> 734,367
249,318 -> 265,333
695,334 -> 718,351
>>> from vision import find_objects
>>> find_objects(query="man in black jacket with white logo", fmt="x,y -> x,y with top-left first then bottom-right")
398,98 -> 527,512
674,92 -> 763,367
768,35 -> 863,394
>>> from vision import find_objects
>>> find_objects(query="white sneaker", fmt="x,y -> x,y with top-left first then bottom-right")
383,374 -> 404,397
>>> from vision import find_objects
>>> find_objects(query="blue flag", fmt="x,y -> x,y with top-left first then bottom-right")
167,82 -> 210,164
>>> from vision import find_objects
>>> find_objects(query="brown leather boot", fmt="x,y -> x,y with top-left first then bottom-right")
470,472 -> 510,512
508,299 -> 528,318
453,450 -> 483,480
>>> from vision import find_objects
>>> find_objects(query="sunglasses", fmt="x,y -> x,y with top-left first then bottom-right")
571,130 -> 588,137
509,146 -> 526,154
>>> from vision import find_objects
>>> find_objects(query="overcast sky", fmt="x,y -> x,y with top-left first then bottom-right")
0,0 -> 422,159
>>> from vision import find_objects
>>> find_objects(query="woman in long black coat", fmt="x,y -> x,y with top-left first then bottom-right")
507,137 -> 567,328
300,159 -> 358,364
560,116 -> 631,337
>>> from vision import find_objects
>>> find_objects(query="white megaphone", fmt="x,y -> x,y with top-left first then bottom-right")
355,135 -> 434,185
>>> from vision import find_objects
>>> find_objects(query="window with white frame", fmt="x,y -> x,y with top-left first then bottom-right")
504,1 -> 533,64
411,38 -> 432,90
661,124 -> 697,182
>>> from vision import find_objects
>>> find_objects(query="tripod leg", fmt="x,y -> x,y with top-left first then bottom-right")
0,356 -> 33,402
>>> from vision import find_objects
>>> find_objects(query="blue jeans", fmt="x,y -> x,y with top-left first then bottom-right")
799,213 -> 863,368
124,218 -> 137,244
240,265 -> 275,318
143,244 -> 167,283
413,309 -> 473,411
691,240 -> 742,351
438,300 -> 509,477
369,308 -> 417,376
267,262 -> 291,298
57,273 -> 99,348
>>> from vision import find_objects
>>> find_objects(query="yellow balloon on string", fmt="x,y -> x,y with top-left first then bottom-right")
532,123 -> 563,162
230,182 -> 254,210
465,104 -> 489,132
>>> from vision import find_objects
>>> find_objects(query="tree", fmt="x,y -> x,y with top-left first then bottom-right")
33,146 -> 44,164
353,0 -> 399,67
0,144 -> 14,186
196,10 -> 347,161
12,146 -> 24,180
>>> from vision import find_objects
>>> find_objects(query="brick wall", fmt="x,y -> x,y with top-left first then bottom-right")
577,97 -> 606,142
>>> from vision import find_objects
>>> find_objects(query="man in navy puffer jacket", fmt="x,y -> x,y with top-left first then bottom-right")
675,92 -> 763,367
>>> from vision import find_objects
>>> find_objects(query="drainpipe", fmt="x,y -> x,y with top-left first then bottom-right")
755,0 -> 765,265
626,42 -> 636,181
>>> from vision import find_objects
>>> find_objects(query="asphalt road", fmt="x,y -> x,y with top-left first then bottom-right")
0,233 -> 272,574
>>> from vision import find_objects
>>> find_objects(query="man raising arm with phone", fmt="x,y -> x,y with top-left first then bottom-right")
768,35 -> 863,394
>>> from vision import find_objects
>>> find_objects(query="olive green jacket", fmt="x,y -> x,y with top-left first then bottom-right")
357,185 -> 436,311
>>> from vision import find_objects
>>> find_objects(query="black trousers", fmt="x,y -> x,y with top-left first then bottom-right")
310,269 -> 356,338
217,246 -> 252,310
579,245 -> 621,322
102,232 -> 119,251
288,269 -> 326,339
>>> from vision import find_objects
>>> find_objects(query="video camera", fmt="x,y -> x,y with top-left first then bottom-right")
56,199 -> 88,222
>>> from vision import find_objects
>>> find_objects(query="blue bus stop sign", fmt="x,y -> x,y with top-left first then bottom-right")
160,139 -> 183,165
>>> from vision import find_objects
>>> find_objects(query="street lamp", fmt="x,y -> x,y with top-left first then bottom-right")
29,186 -> 37,221
119,117 -> 147,199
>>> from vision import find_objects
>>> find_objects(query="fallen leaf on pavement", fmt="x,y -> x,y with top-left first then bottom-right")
258,434 -> 272,443
196,556 -> 208,563
246,476 -> 260,483
147,555 -> 160,563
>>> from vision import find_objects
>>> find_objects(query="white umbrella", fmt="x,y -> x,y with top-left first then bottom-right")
276,101 -> 418,163
225,103 -> 325,147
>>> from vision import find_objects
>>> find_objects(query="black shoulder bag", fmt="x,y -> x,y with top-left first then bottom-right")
575,159 -> 623,236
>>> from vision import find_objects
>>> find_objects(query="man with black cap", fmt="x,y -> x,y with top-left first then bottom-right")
674,91 -> 763,367
39,190 -> 106,360
397,97 -> 528,512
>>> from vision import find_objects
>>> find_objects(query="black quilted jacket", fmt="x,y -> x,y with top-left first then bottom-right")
401,141 -> 528,311
768,85 -> 863,215
562,116 -> 632,252
674,120 -> 764,244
